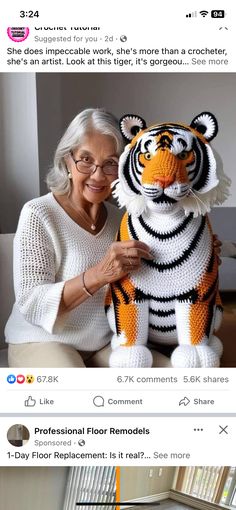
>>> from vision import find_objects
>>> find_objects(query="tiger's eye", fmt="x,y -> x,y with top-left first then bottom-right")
144,152 -> 152,160
178,151 -> 189,160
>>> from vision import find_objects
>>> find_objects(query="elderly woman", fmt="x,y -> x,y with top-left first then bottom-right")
5,108 -> 153,367
5,108 -> 221,368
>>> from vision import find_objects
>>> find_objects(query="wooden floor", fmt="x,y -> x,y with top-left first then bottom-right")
142,502 -> 196,510
160,501 -> 197,510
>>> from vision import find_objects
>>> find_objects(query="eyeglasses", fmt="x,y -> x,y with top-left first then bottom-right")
70,151 -> 118,176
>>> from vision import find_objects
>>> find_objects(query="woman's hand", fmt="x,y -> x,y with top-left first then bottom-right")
94,240 -> 153,285
213,234 -> 222,265
59,240 -> 153,313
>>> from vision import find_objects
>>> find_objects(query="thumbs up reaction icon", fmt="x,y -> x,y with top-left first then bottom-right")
24,396 -> 36,407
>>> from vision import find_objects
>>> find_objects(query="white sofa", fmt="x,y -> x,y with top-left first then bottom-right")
0,234 -> 14,366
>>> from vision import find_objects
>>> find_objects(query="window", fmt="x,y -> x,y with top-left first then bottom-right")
63,467 -> 116,510
174,467 -> 236,508
220,467 -> 236,507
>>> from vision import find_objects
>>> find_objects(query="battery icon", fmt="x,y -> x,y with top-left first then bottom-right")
211,10 -> 225,18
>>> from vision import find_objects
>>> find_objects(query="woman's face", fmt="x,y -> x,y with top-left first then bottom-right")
66,132 -> 119,205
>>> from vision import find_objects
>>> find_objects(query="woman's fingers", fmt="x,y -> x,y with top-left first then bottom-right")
119,239 -> 150,251
123,257 -> 141,271
213,234 -> 222,248
117,240 -> 154,260
97,240 -> 154,284
213,234 -> 222,265
123,247 -> 154,260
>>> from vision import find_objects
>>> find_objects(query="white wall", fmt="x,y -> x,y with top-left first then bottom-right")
0,467 -> 69,510
36,73 -> 63,195
120,466 -> 176,500
0,73 -> 40,233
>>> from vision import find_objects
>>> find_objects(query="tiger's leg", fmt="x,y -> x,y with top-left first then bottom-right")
106,277 -> 152,368
171,235 -> 223,368
171,297 -> 223,368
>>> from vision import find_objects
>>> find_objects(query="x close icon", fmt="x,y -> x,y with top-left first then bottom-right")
219,425 -> 228,435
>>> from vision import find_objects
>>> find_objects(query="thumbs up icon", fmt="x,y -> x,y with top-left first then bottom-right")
24,396 -> 36,407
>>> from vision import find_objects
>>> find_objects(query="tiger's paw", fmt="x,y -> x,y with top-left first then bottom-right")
109,345 -> 153,368
171,345 -> 220,368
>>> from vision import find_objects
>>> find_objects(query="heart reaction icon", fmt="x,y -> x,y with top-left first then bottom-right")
17,374 -> 25,384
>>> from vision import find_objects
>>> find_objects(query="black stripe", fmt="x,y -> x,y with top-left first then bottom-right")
135,166 -> 142,175
187,144 -> 199,183
111,286 -> 120,335
153,195 -> 176,204
123,154 -> 140,194
113,281 -> 129,304
150,307 -> 175,317
144,139 -> 154,151
116,229 -> 121,241
131,150 -> 142,187
127,214 -> 137,240
138,213 -> 193,240
150,323 -> 176,332
131,139 -> 144,186
202,277 -> 218,302
135,287 -> 199,304
128,215 -> 206,272
193,138 -> 211,192
145,216 -> 206,271
149,124 -> 190,135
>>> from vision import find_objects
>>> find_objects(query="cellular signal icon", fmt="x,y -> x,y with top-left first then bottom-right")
186,11 -> 197,17
199,10 -> 209,17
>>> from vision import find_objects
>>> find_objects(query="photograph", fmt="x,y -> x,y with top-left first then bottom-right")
0,72 -> 235,368
119,466 -> 236,510
0,465 -> 116,510
6,424 -> 30,447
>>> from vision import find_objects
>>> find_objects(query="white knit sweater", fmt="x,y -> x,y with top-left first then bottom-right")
5,193 -> 122,350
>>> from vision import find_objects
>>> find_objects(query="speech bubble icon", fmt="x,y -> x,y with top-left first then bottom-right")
93,395 -> 104,407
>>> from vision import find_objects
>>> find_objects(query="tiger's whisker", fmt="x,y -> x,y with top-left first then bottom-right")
188,189 -> 208,211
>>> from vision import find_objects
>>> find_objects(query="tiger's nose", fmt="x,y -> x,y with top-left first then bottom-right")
155,176 -> 175,188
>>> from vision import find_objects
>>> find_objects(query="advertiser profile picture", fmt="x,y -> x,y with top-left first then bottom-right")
7,27 -> 29,42
7,424 -> 30,447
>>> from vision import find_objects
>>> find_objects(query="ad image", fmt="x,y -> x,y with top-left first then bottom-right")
0,72 -> 235,369
0,465 -> 236,510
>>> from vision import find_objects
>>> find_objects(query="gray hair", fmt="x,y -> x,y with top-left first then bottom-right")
46,108 -> 124,195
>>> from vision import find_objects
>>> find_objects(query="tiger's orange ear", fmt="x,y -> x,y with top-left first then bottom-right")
190,112 -> 218,141
119,114 -> 147,142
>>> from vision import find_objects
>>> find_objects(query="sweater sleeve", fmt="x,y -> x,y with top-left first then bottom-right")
13,203 -> 65,334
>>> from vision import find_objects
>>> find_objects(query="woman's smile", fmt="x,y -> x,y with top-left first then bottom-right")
86,183 -> 107,193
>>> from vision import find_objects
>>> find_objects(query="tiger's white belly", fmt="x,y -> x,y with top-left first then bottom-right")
129,212 -> 211,297
128,211 -> 212,344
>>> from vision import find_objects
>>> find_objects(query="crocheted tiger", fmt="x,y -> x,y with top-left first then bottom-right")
105,112 -> 230,368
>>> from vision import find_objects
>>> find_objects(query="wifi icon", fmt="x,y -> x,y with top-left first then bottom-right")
200,10 -> 209,17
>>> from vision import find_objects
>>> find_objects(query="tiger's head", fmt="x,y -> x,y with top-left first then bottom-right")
113,112 -> 230,217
